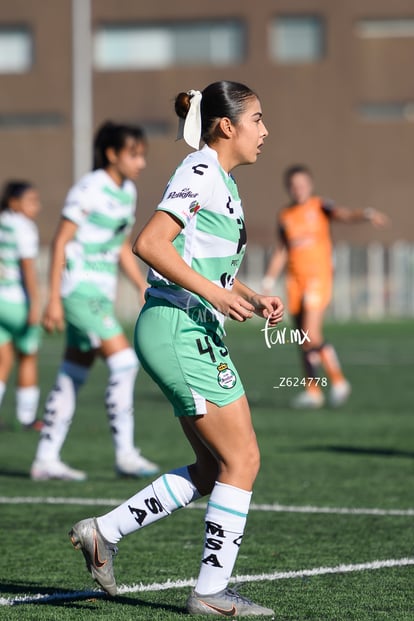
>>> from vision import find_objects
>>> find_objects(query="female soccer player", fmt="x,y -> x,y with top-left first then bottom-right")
0,181 -> 42,428
263,164 -> 388,409
31,121 -> 159,481
69,82 -> 283,616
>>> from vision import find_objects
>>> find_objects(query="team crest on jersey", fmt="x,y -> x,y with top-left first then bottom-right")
217,362 -> 237,389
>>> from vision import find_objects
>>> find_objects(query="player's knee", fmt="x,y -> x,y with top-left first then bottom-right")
245,440 -> 261,480
221,438 -> 260,485
106,347 -> 139,377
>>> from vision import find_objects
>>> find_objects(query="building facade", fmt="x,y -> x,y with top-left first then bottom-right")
0,0 -> 413,246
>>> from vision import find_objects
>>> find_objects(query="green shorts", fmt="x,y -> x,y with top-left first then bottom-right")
134,296 -> 245,417
0,300 -> 41,354
63,285 -> 123,352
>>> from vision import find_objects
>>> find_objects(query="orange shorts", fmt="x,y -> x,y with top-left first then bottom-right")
286,273 -> 332,315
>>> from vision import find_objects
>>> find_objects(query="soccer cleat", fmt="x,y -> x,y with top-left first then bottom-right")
115,448 -> 159,478
291,390 -> 325,409
187,588 -> 275,617
329,380 -> 351,407
69,517 -> 118,596
30,459 -> 87,481
23,419 -> 44,431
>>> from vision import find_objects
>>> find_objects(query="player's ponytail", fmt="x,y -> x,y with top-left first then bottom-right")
174,92 -> 192,120
174,81 -> 257,146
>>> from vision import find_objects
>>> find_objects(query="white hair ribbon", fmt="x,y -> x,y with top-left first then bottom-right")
176,90 -> 202,150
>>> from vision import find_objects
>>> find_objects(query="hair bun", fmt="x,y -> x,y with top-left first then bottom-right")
174,92 -> 191,120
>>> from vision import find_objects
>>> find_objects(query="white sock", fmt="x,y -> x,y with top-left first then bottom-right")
16,386 -> 40,425
35,361 -> 88,462
105,348 -> 139,458
97,466 -> 201,543
0,381 -> 6,408
195,482 -> 252,596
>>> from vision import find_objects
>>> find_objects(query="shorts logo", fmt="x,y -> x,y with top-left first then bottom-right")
103,315 -> 115,329
217,362 -> 237,389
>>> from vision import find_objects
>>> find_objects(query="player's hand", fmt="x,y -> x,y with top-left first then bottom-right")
210,289 -> 255,322
42,298 -> 65,332
367,209 -> 389,228
251,294 -> 284,326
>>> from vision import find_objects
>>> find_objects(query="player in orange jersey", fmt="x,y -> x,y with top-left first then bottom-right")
263,164 -> 388,408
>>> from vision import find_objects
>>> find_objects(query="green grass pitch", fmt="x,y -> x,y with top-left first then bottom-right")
0,319 -> 413,620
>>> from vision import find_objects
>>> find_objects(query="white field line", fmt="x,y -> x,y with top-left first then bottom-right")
1,496 -> 414,516
1,558 -> 414,607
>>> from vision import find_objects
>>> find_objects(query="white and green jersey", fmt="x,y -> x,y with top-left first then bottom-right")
0,210 -> 39,304
147,145 -> 247,326
61,169 -> 136,301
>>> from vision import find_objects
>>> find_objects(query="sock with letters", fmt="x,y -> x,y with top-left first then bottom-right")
195,481 -> 252,596
35,361 -> 88,462
105,348 -> 139,458
97,466 -> 201,544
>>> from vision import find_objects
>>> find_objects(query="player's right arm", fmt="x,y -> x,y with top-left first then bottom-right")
42,218 -> 78,332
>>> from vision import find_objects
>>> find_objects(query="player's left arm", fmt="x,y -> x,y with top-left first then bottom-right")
232,278 -> 284,326
119,238 -> 147,305
329,204 -> 389,228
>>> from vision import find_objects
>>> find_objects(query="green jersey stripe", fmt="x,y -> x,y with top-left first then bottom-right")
196,209 -> 244,244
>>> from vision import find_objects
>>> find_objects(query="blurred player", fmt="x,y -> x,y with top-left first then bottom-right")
69,81 -> 283,616
0,181 -> 42,429
263,164 -> 388,409
31,121 -> 159,481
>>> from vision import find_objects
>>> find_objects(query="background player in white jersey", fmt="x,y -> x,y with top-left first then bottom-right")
31,122 -> 159,481
0,181 -> 42,429
69,82 -> 283,617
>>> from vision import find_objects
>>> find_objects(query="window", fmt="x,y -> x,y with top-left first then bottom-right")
356,19 -> 414,39
270,16 -> 324,63
358,102 -> 414,122
94,21 -> 244,70
0,27 -> 32,73
0,113 -> 64,129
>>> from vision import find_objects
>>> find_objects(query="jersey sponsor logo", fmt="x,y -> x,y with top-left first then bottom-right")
217,362 -> 237,389
167,187 -> 199,200
189,200 -> 201,215
192,164 -> 209,176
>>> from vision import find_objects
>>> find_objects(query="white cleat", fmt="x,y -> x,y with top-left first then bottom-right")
291,390 -> 325,409
31,459 -> 87,481
329,380 -> 351,407
115,449 -> 159,478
